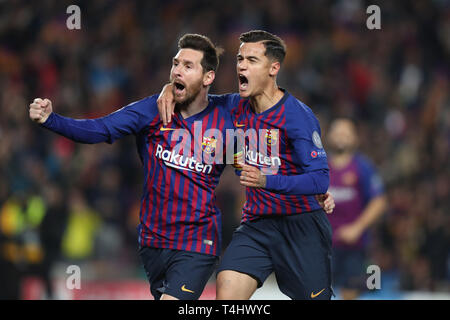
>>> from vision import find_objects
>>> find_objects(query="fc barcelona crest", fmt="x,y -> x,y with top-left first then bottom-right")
202,136 -> 217,154
265,129 -> 278,146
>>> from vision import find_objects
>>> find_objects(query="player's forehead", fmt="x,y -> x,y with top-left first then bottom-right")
238,41 -> 266,58
330,119 -> 356,135
173,48 -> 203,65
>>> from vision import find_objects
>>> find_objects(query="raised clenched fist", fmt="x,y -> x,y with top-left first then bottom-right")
29,98 -> 53,124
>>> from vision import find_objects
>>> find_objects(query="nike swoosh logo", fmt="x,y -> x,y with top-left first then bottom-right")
311,288 -> 325,298
234,122 -> 245,127
160,126 -> 176,132
181,284 -> 194,293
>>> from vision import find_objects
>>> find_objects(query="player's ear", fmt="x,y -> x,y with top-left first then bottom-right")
203,70 -> 215,86
269,61 -> 281,77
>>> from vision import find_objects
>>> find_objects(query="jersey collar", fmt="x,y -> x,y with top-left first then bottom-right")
248,88 -> 289,116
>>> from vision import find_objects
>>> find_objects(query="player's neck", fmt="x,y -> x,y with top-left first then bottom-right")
180,91 -> 209,119
331,152 -> 353,169
250,83 -> 284,114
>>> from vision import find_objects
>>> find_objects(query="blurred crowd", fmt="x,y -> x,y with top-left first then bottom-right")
0,0 -> 449,298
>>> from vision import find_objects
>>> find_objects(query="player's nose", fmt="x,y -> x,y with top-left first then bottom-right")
172,64 -> 183,77
171,70 -> 183,83
237,60 -> 247,71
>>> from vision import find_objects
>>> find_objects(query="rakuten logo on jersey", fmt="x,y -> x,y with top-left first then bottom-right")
245,145 -> 281,169
155,144 -> 213,174
228,128 -> 281,175
154,122 -> 282,175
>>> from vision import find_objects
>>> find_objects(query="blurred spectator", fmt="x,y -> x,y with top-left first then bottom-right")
61,189 -> 100,261
37,182 -> 68,299
0,181 -> 23,299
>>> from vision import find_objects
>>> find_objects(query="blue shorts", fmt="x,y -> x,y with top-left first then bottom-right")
217,209 -> 333,300
139,246 -> 218,300
332,247 -> 367,290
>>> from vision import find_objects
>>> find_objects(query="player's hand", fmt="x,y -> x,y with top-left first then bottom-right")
232,151 -> 244,171
240,164 -> 266,188
157,83 -> 175,126
315,192 -> 335,214
335,223 -> 363,244
29,98 -> 52,124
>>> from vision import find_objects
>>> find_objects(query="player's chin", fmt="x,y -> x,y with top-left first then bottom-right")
238,88 -> 251,98
174,96 -> 184,104
174,92 -> 188,104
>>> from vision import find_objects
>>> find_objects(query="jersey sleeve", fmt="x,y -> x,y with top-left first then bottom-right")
265,168 -> 329,195
264,101 -> 329,195
41,95 -> 159,144
356,154 -> 385,204
287,103 -> 329,172
99,95 -> 159,143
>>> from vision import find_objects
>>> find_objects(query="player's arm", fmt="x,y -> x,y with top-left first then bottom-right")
239,164 -> 329,195
29,98 -> 110,143
259,110 -> 330,195
29,97 -> 157,144
239,127 -> 330,195
336,195 -> 387,244
336,160 -> 387,244
240,164 -> 334,213
239,109 -> 332,208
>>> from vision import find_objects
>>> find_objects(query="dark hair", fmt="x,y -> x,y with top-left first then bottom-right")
239,30 -> 286,64
178,34 -> 223,72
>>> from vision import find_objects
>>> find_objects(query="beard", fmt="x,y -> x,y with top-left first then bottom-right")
173,79 -> 203,111
330,144 -> 354,155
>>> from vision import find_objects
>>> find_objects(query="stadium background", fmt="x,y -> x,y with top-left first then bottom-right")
0,0 -> 449,299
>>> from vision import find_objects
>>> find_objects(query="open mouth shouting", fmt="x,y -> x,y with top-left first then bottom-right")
173,80 -> 186,96
238,74 -> 249,92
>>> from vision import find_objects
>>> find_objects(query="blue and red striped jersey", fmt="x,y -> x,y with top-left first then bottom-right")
228,90 -> 329,222
124,95 -> 235,256
327,153 -> 384,249
50,94 -> 237,256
